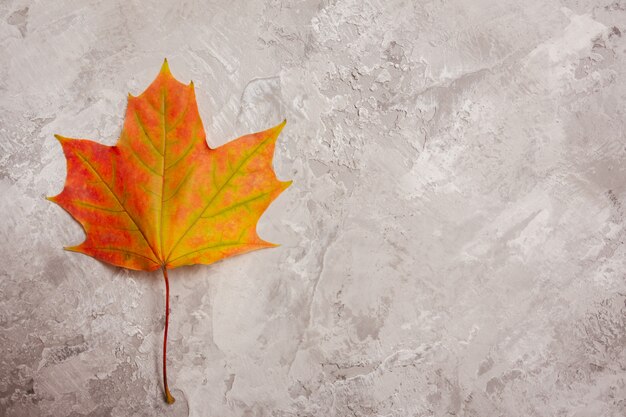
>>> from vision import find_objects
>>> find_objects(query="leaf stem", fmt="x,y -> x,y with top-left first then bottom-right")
162,266 -> 175,404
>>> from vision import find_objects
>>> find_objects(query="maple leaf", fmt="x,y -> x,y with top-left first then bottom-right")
48,60 -> 291,403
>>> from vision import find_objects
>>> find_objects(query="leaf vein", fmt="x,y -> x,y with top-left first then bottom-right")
201,191 -> 270,220
165,93 -> 192,133
134,113 -> 164,156
74,200 -> 126,213
165,140 -> 195,171
158,89 -> 167,261
167,242 -> 241,264
163,167 -> 193,203
90,246 -> 161,264
165,136 -> 273,262
74,151 -> 160,263
127,145 -> 159,176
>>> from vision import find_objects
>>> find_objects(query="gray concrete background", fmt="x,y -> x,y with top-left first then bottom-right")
1,0 -> 625,416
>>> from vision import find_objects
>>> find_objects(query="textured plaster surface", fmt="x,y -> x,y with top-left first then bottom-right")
1,1 -> 626,416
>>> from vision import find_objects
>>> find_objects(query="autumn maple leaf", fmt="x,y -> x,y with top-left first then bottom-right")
47,59 -> 291,403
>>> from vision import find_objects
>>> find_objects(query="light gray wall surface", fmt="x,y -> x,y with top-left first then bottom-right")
1,1 -> 625,416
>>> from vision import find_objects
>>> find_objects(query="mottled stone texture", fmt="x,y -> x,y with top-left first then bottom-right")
1,0 -> 625,416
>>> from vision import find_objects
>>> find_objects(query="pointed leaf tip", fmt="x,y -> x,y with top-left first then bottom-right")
160,58 -> 171,74
270,119 -> 287,137
54,134 -> 68,144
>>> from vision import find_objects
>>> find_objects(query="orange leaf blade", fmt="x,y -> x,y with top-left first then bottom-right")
49,61 -> 290,272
